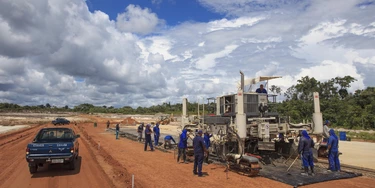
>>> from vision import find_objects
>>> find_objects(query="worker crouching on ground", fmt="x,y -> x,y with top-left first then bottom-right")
177,129 -> 188,164
193,130 -> 208,177
164,135 -> 176,149
298,130 -> 315,176
137,123 -> 144,142
144,124 -> 154,151
203,132 -> 213,164
153,123 -> 160,146
327,129 -> 341,172
115,123 -> 120,140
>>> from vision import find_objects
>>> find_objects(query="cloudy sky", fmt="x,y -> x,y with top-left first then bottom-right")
0,0 -> 374,108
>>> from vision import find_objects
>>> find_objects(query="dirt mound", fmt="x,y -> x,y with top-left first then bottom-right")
77,125 -> 139,188
121,117 -> 138,126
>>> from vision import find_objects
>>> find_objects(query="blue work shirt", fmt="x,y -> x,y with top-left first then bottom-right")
328,135 -> 339,152
204,134 -> 212,148
153,126 -> 160,136
178,130 -> 188,149
256,88 -> 267,94
145,128 -> 152,140
193,135 -> 206,155
164,135 -> 176,143
116,124 -> 120,131
298,137 -> 314,154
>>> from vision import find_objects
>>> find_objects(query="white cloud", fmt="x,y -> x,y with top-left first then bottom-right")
116,4 -> 164,35
207,17 -> 264,32
195,44 -> 238,70
151,0 -> 163,5
0,0 -> 374,108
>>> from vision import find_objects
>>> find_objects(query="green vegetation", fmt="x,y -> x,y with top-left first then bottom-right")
1,75 -> 374,130
346,131 -> 375,142
269,75 -> 375,130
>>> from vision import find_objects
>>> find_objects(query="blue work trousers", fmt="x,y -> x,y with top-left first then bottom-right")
154,134 -> 160,146
116,130 -> 119,139
144,138 -> 154,151
328,151 -> 341,171
194,153 -> 204,176
302,152 -> 314,167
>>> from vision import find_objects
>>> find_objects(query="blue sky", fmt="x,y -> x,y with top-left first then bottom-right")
86,0 -> 224,25
0,0 -> 375,107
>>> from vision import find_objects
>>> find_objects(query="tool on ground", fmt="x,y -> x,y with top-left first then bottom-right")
287,154 -> 300,173
284,150 -> 298,164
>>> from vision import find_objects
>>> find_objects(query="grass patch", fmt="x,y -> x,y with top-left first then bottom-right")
346,131 -> 375,141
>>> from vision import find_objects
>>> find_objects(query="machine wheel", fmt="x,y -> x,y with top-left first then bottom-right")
318,146 -> 327,158
69,158 -> 76,170
29,166 -> 37,174
249,163 -> 260,177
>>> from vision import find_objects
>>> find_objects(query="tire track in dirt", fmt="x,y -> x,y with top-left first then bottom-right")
75,125 -> 142,188
0,127 -> 39,187
71,125 -> 117,188
0,125 -> 44,147
0,124 -> 117,188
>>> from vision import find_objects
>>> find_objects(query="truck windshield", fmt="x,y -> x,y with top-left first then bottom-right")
35,129 -> 74,142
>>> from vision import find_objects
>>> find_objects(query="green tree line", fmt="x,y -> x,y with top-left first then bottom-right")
1,75 -> 374,129
269,75 -> 375,129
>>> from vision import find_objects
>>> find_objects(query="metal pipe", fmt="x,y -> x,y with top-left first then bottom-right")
240,71 -> 245,89
203,99 -> 205,125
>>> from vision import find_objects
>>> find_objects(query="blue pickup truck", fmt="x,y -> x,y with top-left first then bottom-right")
26,127 -> 80,174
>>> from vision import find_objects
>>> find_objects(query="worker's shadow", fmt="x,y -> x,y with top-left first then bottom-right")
31,156 -> 82,178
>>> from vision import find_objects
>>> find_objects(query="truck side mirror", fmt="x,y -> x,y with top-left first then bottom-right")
76,134 -> 80,138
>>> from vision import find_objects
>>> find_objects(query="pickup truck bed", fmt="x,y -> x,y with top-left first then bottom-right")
26,128 -> 80,173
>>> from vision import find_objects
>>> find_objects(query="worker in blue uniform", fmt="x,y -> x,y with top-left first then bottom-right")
203,132 -> 213,164
115,123 -> 120,140
256,84 -> 267,94
137,123 -> 144,142
144,124 -> 154,151
327,129 -> 341,172
177,129 -> 188,163
298,130 -> 315,176
153,123 -> 160,146
193,130 -> 207,177
164,135 -> 176,149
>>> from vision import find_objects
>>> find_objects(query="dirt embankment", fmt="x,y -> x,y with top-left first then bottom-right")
75,125 -> 141,188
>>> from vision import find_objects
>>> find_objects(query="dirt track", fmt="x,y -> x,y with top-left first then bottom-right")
0,124 -> 114,188
1,117 -> 375,188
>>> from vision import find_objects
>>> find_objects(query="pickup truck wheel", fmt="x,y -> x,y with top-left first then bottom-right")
29,166 -> 37,174
69,159 -> 76,170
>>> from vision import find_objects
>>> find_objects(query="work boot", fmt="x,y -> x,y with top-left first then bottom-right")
310,166 -> 315,176
301,167 -> 308,176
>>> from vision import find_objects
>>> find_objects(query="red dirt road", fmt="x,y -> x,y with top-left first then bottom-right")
1,120 -> 375,188
79,122 -> 291,188
0,124 -> 113,188
80,121 -> 375,188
